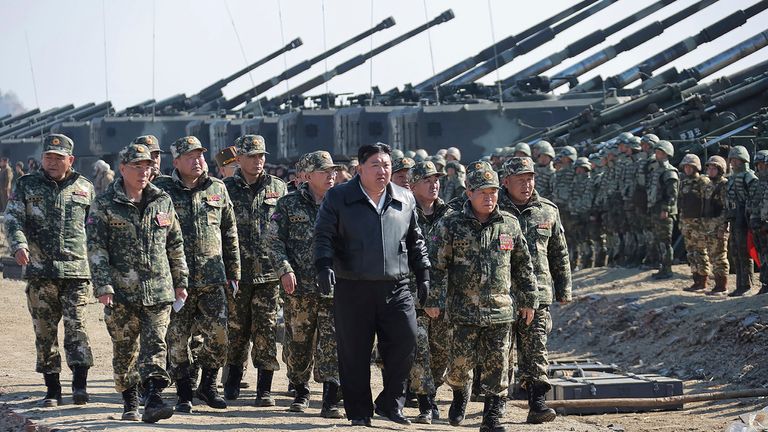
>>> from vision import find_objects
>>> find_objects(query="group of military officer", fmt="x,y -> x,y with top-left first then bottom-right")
6,131 -> 575,431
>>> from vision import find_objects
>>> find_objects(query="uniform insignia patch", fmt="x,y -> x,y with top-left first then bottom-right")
538,222 -> 551,229
73,190 -> 89,197
499,234 -> 514,251
266,192 -> 281,199
208,194 -> 221,202
155,212 -> 172,227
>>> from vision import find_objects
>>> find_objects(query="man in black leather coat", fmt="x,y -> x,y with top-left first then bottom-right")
314,142 -> 431,427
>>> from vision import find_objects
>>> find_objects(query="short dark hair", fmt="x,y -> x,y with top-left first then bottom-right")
358,142 -> 391,164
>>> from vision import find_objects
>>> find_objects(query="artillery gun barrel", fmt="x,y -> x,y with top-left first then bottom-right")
548,0 -> 720,92
266,10 -> 455,108
411,0 -> 599,92
571,0 -> 768,92
0,108 -> 41,127
636,30 -> 768,91
221,17 -> 396,111
447,0 -> 620,86
0,105 -> 75,139
500,0 -> 678,92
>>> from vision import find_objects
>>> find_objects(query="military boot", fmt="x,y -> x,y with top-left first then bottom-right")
42,373 -> 62,407
430,392 -> 440,419
196,368 -> 227,409
320,382 -> 344,418
175,376 -> 194,413
223,364 -> 243,400
480,395 -> 507,432
71,366 -> 89,405
414,394 -> 433,424
448,388 -> 468,426
526,382 -> 556,424
684,274 -> 706,292
121,385 -> 140,421
289,382 -> 310,412
142,378 -> 174,423
706,274 -> 728,295
470,365 -> 483,402
254,369 -> 276,407
405,381 -> 418,408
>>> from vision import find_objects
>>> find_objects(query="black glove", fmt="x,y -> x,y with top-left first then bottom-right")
416,268 -> 430,307
317,268 -> 336,296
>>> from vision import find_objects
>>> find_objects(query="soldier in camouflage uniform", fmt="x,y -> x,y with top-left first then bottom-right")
87,143 -> 188,423
725,146 -> 757,296
267,151 -> 344,418
749,150 -> 768,295
426,160 -> 538,432
678,154 -> 711,292
647,141 -> 679,279
637,134 -> 660,268
618,134 -> 644,266
588,153 -> 608,266
514,142 -> 531,158
4,134 -> 94,407
599,145 -> 623,267
533,141 -> 556,201
499,157 -> 571,424
440,160 -> 466,203
154,136 -> 241,412
391,156 -> 415,189
223,135 -> 288,406
132,135 -> 163,182
551,146 -> 577,265
702,156 -> 731,295
569,157 -> 595,269
407,161 -> 453,424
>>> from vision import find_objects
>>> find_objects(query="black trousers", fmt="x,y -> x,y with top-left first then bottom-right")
334,278 -> 417,420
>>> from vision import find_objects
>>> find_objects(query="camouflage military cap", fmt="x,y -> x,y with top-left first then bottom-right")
559,145 -> 577,161
755,149 -> 768,163
215,146 -> 238,168
641,133 -> 660,145
170,135 -> 207,159
391,149 -> 405,159
514,142 -> 531,156
119,143 -> 153,164
410,161 -> 444,184
392,156 -> 416,172
574,156 -> 592,170
679,153 -> 701,171
42,134 -> 74,156
502,156 -> 535,177
705,155 -> 727,173
303,150 -> 339,173
133,135 -> 160,153
235,134 -> 269,155
727,145 -> 750,162
466,160 -> 500,190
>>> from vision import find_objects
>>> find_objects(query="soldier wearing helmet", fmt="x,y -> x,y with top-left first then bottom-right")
635,134 -> 660,268
616,134 -> 643,267
552,146 -> 578,264
724,146 -> 757,296
514,142 -> 532,158
701,156 -> 730,294
677,154 -> 712,292
570,157 -> 596,268
647,140 -> 679,279
533,141 -> 556,200
748,150 -> 768,295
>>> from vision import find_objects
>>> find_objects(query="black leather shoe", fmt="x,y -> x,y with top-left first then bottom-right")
386,409 -> 411,425
350,417 -> 372,427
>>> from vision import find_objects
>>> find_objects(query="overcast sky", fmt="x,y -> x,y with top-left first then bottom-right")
1,0 -> 767,113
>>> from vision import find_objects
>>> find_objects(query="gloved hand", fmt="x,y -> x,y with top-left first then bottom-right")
416,268 -> 430,307
318,268 -> 336,296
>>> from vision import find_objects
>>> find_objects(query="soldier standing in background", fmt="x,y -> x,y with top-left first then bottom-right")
532,141 -> 556,201
749,150 -> 768,295
551,146 -> 577,265
154,136 -> 240,412
391,156 -> 415,189
4,134 -> 94,408
725,146 -> 757,296
588,153 -> 608,266
441,160 -> 466,203
427,161 -> 537,432
702,156 -> 731,295
267,151 -> 344,418
132,135 -> 164,182
215,146 -> 239,179
513,142 -> 531,158
618,135 -> 644,267
223,135 -> 287,406
407,161 -> 452,425
0,156 -> 14,210
499,157 -> 571,424
678,154 -> 711,292
647,141 -> 679,280
569,157 -> 595,269
635,134 -> 659,268
86,143 -> 188,423
92,160 -> 115,195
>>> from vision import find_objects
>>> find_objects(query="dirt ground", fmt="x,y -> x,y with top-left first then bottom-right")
0,264 -> 766,431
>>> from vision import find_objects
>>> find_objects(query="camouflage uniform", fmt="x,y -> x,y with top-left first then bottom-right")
223,136 -> 287,374
568,158 -> 594,268
702,156 -> 730,291
599,149 -> 623,266
428,162 -> 538,398
4,134 -> 94,375
154,136 -> 240,379
634,149 -> 657,267
588,160 -> 608,266
86,144 -> 188,393
619,140 -> 644,266
498,157 -> 571,397
267,160 -> 339,387
440,160 -> 466,203
749,151 -> 768,293
678,156 -> 711,282
725,146 -> 757,295
647,141 -> 679,278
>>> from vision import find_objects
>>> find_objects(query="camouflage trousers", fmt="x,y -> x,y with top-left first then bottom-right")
514,307 -> 553,390
560,213 -> 578,265
729,224 -> 754,291
25,278 -> 93,374
283,293 -> 339,385
701,218 -> 729,277
446,322 -> 511,396
650,211 -> 675,267
680,218 -> 711,276
601,209 -> 622,264
409,311 -> 452,395
104,301 -> 171,392
167,284 -> 228,378
227,282 -> 280,371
